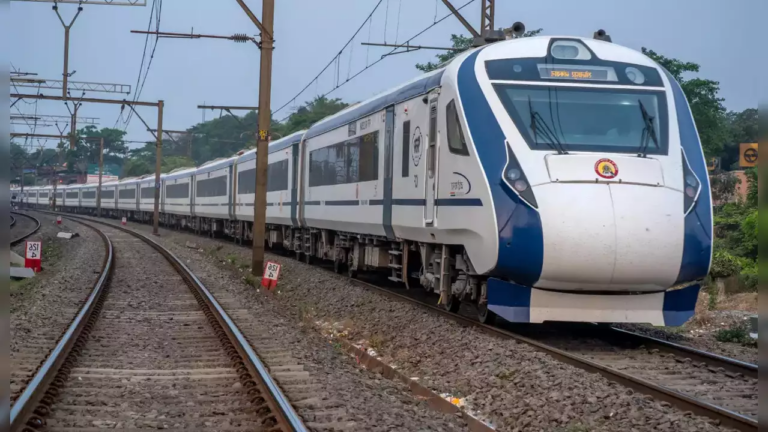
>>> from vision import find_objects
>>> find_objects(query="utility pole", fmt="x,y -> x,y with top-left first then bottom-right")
97,136 -> 104,217
54,4 -> 82,99
236,0 -> 274,275
154,101 -> 164,235
69,102 -> 80,149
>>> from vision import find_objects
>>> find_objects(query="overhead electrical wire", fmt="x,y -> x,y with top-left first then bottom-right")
272,0 -> 385,117
276,0 -> 476,122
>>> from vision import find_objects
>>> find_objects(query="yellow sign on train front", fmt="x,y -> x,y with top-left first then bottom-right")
739,143 -> 758,168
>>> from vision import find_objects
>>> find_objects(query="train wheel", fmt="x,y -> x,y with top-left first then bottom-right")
477,302 -> 497,325
304,252 -> 312,265
295,250 -> 302,261
333,259 -> 343,274
477,281 -> 497,324
445,295 -> 461,313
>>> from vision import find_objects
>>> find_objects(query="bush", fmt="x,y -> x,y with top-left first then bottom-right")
714,323 -> 755,346
710,250 -> 741,279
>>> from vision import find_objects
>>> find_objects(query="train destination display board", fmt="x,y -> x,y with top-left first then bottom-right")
538,65 -> 612,81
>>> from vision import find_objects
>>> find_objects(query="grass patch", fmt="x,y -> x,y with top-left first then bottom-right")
238,262 -> 251,271
244,273 -> 258,287
368,334 -> 385,351
714,323 -> 756,346
225,254 -> 239,265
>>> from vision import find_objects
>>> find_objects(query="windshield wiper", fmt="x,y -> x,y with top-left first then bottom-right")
528,96 -> 568,155
637,99 -> 659,157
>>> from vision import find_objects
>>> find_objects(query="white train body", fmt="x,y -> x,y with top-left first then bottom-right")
25,36 -> 712,327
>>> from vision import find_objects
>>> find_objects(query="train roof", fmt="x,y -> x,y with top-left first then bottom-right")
236,130 -> 306,163
304,68 -> 444,140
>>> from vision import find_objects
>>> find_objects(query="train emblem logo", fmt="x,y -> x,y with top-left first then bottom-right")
595,158 -> 619,179
412,127 -> 423,167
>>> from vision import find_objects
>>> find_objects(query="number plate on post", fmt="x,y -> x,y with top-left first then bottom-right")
261,261 -> 281,290
25,241 -> 42,273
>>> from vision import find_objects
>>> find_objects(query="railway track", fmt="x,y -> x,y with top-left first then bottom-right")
11,215 -> 306,432
37,210 -> 758,431
10,211 -> 41,246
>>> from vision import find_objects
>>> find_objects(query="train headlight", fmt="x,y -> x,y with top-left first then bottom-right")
625,67 -> 645,85
681,149 -> 701,215
502,140 -> 538,209
505,168 -> 521,181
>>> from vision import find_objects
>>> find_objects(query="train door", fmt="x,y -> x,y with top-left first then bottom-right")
424,92 -> 440,225
290,143 -> 300,227
383,105 -> 396,239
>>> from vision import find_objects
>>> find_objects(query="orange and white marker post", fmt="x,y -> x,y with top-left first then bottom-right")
121,217 -> 127,226
25,241 -> 42,273
261,261 -> 281,290
56,216 -> 61,225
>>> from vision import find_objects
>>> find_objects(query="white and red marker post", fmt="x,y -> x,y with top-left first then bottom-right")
261,261 -> 281,291
121,217 -> 127,226
25,241 -> 42,273
56,216 -> 62,225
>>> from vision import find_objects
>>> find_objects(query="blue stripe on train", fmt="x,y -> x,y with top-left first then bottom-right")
663,69 -> 713,284
457,49 -> 544,286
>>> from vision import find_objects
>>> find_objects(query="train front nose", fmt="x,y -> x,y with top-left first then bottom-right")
533,155 -> 684,292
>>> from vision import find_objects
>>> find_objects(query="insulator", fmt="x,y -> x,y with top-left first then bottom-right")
232,33 -> 250,43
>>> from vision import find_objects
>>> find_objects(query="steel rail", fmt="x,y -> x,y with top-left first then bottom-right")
10,212 -> 41,246
36,210 -> 757,431
11,215 -> 16,228
606,326 -> 757,378
340,279 -> 758,432
10,218 -> 113,432
43,212 -> 307,432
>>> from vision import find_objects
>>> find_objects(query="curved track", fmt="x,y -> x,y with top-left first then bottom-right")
11,214 -> 306,432
39,210 -> 758,431
10,212 -> 41,246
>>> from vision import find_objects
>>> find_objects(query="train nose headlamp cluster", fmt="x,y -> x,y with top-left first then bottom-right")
502,141 -> 537,208
625,67 -> 646,85
681,150 -> 701,214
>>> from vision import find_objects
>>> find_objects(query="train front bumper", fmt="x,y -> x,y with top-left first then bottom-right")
486,278 -> 700,326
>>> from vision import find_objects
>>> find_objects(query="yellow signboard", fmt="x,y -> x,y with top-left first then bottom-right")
739,143 -> 758,168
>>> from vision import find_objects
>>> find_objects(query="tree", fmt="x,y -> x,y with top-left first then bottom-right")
721,108 -> 758,169
278,96 -> 349,135
641,48 -> 728,158
416,29 -> 543,73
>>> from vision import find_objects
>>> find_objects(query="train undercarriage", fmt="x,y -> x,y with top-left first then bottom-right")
44,203 -> 496,323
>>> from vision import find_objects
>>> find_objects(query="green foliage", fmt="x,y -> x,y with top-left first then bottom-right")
709,249 -> 740,279
276,96 -> 349,135
162,156 -> 195,174
714,323 -> 754,346
745,167 -> 757,207
721,109 -> 758,169
415,28 -> 543,73
642,48 -> 728,158
709,171 -> 740,204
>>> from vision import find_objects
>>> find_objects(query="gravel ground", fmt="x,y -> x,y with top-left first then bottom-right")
93,220 -> 740,432
616,315 -> 758,365
10,211 -> 105,405
81,219 -> 468,432
48,225 -> 275,430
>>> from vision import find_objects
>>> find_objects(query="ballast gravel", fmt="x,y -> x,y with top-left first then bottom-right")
80,219 -> 737,432
11,211 -> 105,404
100,220 -> 467,432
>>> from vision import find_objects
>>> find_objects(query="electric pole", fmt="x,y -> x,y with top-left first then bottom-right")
235,0 -> 274,275
154,100 -> 164,235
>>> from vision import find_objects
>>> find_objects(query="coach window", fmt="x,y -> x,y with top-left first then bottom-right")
101,189 -> 115,200
267,159 -> 289,192
238,167 -> 256,195
82,190 -> 96,199
446,100 -> 469,156
308,131 -> 379,187
140,185 -> 155,199
166,183 -> 190,199
119,188 -> 136,200
401,120 -> 410,177
196,175 -> 227,197
66,191 -> 79,199
55,192 -> 62,199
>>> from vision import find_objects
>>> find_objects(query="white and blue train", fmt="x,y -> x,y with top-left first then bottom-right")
15,34 -> 712,326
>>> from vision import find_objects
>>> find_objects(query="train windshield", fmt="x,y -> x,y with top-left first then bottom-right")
493,84 -> 669,155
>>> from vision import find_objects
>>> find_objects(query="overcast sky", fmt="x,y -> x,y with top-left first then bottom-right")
10,0 -> 757,149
